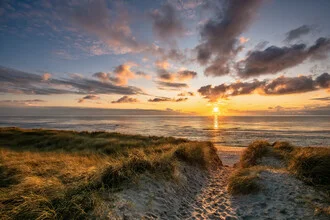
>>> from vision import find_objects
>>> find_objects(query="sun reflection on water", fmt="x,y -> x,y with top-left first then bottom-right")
214,115 -> 218,129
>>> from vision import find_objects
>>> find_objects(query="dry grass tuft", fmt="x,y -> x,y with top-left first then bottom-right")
288,147 -> 330,186
228,166 -> 264,195
0,127 -> 221,219
239,140 -> 271,168
273,141 -> 294,153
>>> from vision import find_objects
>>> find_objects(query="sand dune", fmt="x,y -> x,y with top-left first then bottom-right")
108,148 -> 329,219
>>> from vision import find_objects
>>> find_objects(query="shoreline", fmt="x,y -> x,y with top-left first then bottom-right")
215,145 -> 246,167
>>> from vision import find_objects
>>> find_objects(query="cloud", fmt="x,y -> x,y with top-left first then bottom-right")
155,68 -> 196,90
0,66 -> 143,96
112,64 -> 136,85
196,0 -> 264,76
147,46 -> 188,64
93,72 -> 109,81
157,68 -> 176,81
155,60 -> 171,69
177,70 -> 197,81
93,63 -> 150,85
151,3 -> 185,42
310,96 -> 330,101
254,41 -> 269,50
0,99 -> 46,106
198,73 -> 330,102
315,72 -> 330,88
175,97 -> 188,102
78,95 -> 100,103
285,25 -> 313,42
42,73 -> 51,81
148,97 -> 188,102
268,105 -> 284,112
111,95 -> 138,103
148,97 -> 172,102
238,38 -> 330,78
156,81 -> 188,90
178,91 -> 194,96
135,71 -> 151,80
156,69 -> 197,82
68,0 -> 144,54
263,75 -> 315,95
239,37 -> 249,44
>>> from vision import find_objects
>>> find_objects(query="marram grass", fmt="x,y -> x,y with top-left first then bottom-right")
0,127 -> 221,219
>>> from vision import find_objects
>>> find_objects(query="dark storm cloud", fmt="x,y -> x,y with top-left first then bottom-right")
148,97 -> 188,102
285,25 -> 313,42
151,3 -> 185,41
198,73 -> 329,102
238,38 -> 330,78
0,66 -> 143,95
196,0 -> 264,76
111,96 -> 138,103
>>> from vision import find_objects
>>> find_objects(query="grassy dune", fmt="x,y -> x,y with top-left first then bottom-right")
228,140 -> 330,195
0,127 -> 221,220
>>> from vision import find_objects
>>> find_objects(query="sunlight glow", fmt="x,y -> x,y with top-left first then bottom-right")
213,107 -> 219,113
214,115 -> 218,129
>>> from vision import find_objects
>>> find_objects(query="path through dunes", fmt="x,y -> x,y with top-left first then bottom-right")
107,146 -> 329,219
177,155 -> 329,220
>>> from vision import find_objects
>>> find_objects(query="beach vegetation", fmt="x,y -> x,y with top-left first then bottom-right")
239,140 -> 271,168
228,166 -> 264,195
0,127 -> 221,219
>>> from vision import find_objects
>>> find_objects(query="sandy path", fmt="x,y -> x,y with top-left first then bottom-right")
178,154 -> 329,220
179,167 -> 238,219
215,146 -> 245,167
108,149 -> 329,219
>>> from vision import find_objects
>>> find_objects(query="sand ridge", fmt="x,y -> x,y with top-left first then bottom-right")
107,150 -> 329,219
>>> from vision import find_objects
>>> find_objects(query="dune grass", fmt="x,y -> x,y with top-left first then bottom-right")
0,127 -> 221,220
227,166 -> 263,195
239,140 -> 271,168
229,140 -> 330,196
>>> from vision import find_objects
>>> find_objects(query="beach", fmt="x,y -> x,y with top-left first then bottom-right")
1,128 -> 329,219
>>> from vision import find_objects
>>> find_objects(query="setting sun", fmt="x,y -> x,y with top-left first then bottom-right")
213,107 -> 219,114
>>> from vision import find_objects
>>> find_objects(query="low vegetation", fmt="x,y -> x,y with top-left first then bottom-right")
239,140 -> 271,168
229,140 -> 330,197
0,127 -> 221,220
227,166 -> 263,195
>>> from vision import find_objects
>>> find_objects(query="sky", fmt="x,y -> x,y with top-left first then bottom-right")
0,0 -> 330,115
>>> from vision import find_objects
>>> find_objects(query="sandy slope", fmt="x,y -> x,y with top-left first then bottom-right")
106,149 -> 329,219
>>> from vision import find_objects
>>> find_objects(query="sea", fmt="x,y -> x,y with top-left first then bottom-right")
0,114 -> 329,147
